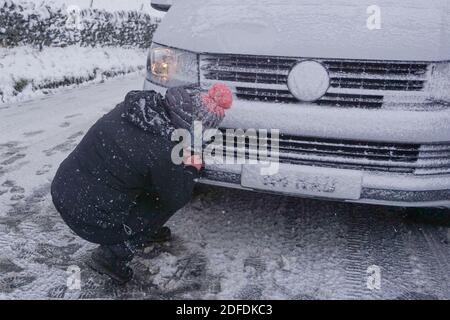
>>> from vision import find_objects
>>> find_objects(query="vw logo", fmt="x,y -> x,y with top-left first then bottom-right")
287,60 -> 330,102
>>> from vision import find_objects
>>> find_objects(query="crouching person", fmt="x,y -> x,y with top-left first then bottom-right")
51,84 -> 233,284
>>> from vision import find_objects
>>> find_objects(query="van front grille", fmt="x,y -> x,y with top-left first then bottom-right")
206,129 -> 450,176
200,54 -> 432,108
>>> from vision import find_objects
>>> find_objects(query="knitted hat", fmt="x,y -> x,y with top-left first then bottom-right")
165,84 -> 233,132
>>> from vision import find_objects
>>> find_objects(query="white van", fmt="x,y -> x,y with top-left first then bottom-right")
145,0 -> 450,209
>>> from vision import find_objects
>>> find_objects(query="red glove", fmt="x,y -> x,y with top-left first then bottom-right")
183,148 -> 203,171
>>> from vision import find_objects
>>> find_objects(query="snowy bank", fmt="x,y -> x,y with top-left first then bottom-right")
0,46 -> 147,104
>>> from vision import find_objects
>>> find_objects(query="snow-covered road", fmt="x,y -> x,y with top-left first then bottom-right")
0,74 -> 449,299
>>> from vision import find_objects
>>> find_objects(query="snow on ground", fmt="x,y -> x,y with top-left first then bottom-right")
0,46 -> 148,104
0,75 -> 449,299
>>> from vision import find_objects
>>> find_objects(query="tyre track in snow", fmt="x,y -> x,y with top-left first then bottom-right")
340,205 -> 379,299
409,224 -> 450,298
341,204 -> 449,299
342,205 -> 413,299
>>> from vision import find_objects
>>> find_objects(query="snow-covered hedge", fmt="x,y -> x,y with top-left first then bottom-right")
0,46 -> 148,104
0,0 -> 159,48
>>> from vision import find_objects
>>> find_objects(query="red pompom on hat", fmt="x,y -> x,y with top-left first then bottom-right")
201,83 -> 233,117
208,83 -> 233,109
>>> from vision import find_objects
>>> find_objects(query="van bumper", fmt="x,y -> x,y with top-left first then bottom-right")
200,165 -> 450,209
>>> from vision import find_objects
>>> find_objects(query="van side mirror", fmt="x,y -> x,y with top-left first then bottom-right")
151,0 -> 172,12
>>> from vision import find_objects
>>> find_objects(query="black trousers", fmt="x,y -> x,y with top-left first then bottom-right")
61,193 -> 175,249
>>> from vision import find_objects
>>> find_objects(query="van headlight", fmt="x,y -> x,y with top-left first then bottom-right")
147,43 -> 199,87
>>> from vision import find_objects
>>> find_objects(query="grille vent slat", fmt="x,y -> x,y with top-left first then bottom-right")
206,129 -> 450,175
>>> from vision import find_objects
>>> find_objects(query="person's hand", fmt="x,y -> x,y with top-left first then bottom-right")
183,148 -> 203,171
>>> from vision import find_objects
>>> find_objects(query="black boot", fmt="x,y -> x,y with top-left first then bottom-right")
129,226 -> 172,250
88,244 -> 134,285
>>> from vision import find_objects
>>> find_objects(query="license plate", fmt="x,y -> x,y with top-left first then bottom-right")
241,164 -> 362,200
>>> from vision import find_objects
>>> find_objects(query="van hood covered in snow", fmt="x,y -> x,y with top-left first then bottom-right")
154,0 -> 450,61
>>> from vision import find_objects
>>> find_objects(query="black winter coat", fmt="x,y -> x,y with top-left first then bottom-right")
51,91 -> 198,242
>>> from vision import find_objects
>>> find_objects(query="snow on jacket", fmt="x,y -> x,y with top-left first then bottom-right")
51,91 -> 199,231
